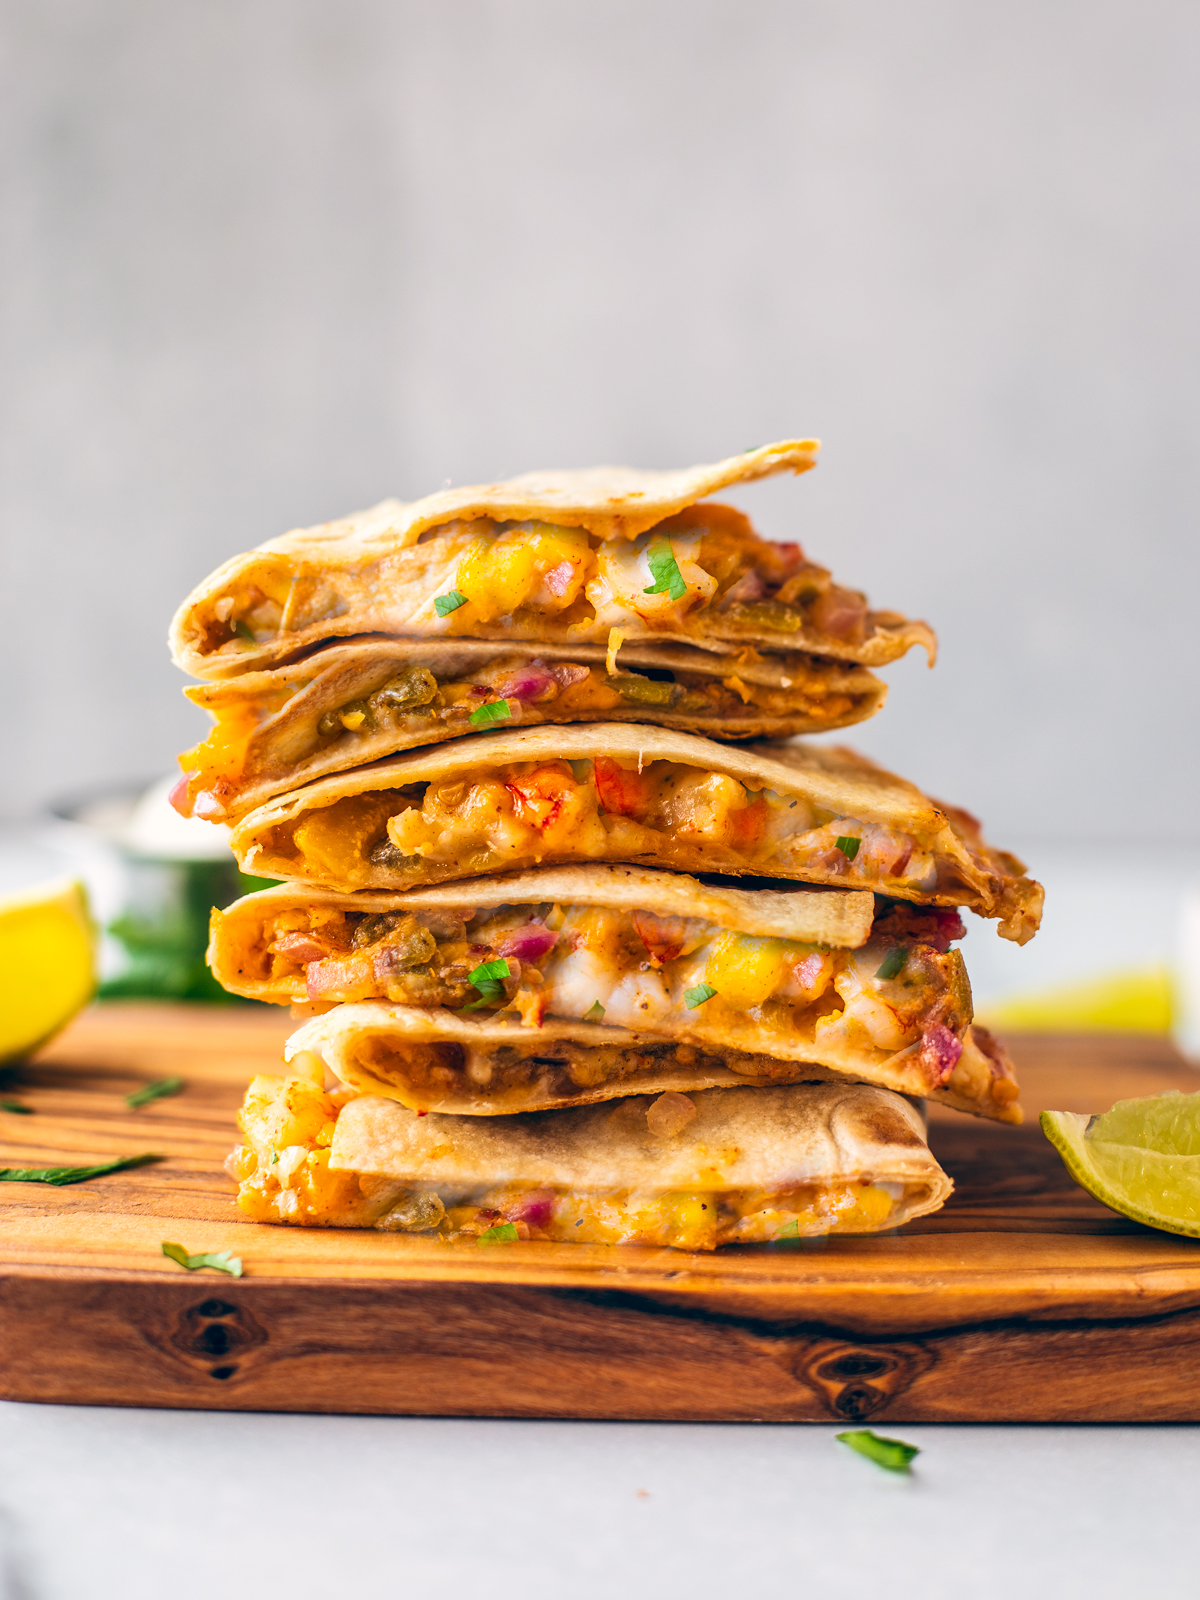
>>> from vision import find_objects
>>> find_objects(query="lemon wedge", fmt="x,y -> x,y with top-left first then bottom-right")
1042,1092 -> 1200,1237
0,878 -> 97,1063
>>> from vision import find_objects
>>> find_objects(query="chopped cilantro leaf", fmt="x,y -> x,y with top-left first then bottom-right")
127,1076 -> 184,1109
684,983 -> 717,1009
469,958 -> 511,986
584,1000 -> 606,1022
469,698 -> 512,728
0,1153 -> 159,1186
643,539 -> 688,603
434,590 -> 468,617
776,1219 -> 800,1238
0,1100 -> 32,1115
875,946 -> 907,981
835,835 -> 861,861
477,1222 -> 519,1245
162,1241 -> 243,1278
233,619 -> 256,642
836,1428 -> 919,1473
461,957 -> 511,1010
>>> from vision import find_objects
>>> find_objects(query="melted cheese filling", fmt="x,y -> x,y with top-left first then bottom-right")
227,1074 -> 914,1249
270,756 -> 938,896
198,507 -> 867,658
245,900 -> 961,1061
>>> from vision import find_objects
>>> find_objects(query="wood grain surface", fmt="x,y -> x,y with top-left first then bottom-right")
3,1003 -> 1200,1422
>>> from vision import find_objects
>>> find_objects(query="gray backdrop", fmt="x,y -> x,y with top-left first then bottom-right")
3,0 -> 1197,840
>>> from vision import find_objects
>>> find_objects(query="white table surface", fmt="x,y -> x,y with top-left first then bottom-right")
1,1403 -> 1197,1599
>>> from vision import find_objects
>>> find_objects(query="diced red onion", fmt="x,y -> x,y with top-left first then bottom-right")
496,665 -> 561,705
920,1024 -> 963,1085
493,922 -> 559,963
168,773 -> 195,817
514,1190 -> 555,1230
543,561 -> 576,598
811,585 -> 868,641
550,662 -> 589,691
275,932 -> 338,964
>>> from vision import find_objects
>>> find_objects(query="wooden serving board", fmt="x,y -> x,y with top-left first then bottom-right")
4,1003 -> 1200,1422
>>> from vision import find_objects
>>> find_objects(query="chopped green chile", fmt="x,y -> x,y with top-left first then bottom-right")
605,673 -> 685,708
370,666 -> 438,714
875,947 -> 908,981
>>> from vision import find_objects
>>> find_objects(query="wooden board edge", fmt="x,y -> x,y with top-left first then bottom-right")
7,1265 -> 1200,1422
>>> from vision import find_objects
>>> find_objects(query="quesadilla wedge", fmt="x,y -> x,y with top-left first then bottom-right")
169,442 -> 935,679
228,1074 -> 953,1246
172,637 -> 886,824
230,724 -> 1043,942
278,984 -> 1018,1121
207,862 -> 996,1108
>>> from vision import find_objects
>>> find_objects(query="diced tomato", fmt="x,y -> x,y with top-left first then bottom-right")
593,757 -> 653,819
728,796 -> 768,850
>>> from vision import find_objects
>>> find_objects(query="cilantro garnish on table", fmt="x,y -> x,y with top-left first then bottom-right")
0,1153 -> 160,1186
162,1242 -> 243,1278
127,1076 -> 184,1108
837,1429 -> 919,1473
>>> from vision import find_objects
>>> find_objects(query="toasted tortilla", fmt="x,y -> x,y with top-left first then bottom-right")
175,636 -> 886,823
282,1002 -> 1020,1124
209,863 -> 878,1003
229,1073 -> 952,1245
169,441 -> 935,679
230,723 -> 1043,942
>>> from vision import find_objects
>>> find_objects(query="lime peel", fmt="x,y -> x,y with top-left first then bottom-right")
1042,1092 -> 1200,1238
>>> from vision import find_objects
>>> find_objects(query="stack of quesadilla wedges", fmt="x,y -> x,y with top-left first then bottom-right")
172,442 -> 1040,1252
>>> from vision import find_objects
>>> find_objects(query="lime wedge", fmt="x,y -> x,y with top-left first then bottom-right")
0,878 -> 96,1063
1042,1092 -> 1200,1237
